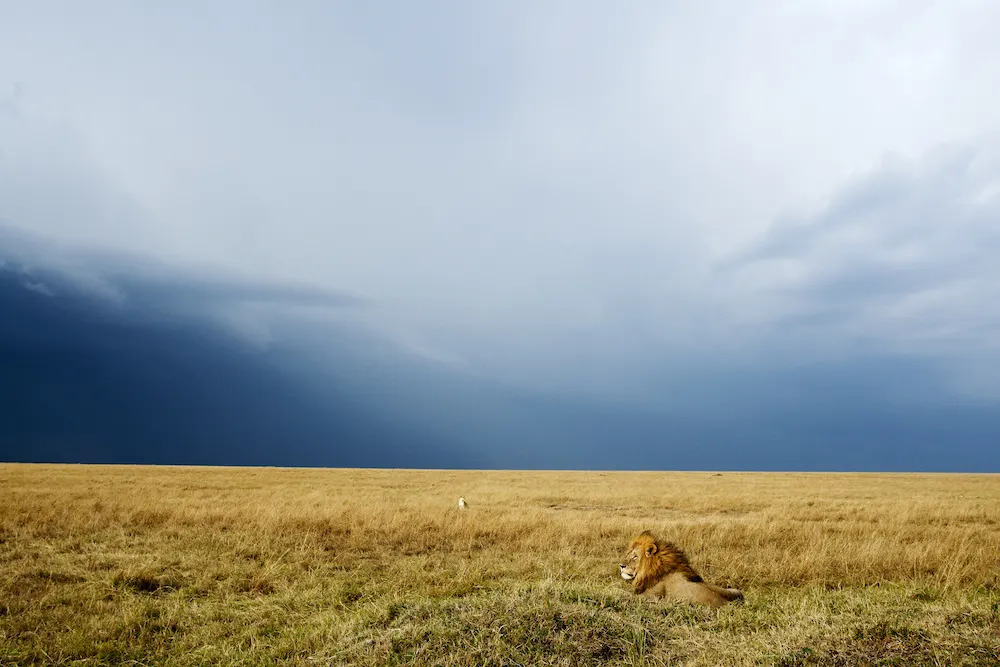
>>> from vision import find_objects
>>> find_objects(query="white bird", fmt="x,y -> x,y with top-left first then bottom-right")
458,496 -> 468,509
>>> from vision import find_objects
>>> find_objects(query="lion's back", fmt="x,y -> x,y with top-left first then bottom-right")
643,572 -> 736,607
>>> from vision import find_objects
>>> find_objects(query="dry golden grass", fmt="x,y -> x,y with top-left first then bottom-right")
1,464 -> 999,665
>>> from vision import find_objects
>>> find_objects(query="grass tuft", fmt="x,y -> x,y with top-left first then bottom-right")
112,570 -> 184,594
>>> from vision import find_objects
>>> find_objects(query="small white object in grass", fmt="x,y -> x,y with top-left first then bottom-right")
458,496 -> 467,509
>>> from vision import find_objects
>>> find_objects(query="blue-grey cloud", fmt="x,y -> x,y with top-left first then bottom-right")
3,3 -> 1000,470
0,222 -> 366,349
3,231 -> 1000,471
0,243 -> 473,468
724,142 -> 1000,366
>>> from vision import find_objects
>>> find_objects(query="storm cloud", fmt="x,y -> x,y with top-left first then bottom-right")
2,2 -> 1000,469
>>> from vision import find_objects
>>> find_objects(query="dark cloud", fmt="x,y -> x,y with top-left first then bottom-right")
2,238 -> 999,471
1,223 -> 365,317
4,142 -> 1000,471
0,248 -> 465,468
3,5 -> 1000,470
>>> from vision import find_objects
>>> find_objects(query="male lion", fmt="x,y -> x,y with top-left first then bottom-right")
619,531 -> 743,607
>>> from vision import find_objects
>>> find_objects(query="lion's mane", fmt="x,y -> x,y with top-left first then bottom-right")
630,532 -> 703,593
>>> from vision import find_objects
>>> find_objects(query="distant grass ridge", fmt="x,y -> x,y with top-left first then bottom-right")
1,464 -> 998,665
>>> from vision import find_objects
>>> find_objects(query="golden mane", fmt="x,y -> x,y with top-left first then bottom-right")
630,531 -> 703,594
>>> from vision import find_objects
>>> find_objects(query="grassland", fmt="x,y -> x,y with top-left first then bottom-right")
1,464 -> 998,666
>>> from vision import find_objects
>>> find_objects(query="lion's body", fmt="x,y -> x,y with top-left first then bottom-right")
619,531 -> 743,607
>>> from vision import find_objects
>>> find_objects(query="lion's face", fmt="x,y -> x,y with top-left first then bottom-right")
619,534 -> 657,581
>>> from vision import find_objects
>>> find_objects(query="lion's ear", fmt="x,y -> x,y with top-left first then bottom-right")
645,543 -> 657,556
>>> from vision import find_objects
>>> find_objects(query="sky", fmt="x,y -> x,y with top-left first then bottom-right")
2,1 -> 1000,470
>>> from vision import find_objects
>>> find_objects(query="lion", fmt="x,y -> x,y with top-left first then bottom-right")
619,531 -> 743,607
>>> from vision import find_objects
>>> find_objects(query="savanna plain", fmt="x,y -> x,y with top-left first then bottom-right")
1,464 -> 999,666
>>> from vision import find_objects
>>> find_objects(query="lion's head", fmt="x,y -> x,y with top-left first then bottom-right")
619,531 -> 701,594
618,531 -> 654,581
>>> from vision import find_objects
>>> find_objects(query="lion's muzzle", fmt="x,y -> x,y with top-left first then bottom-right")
619,564 -> 635,580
